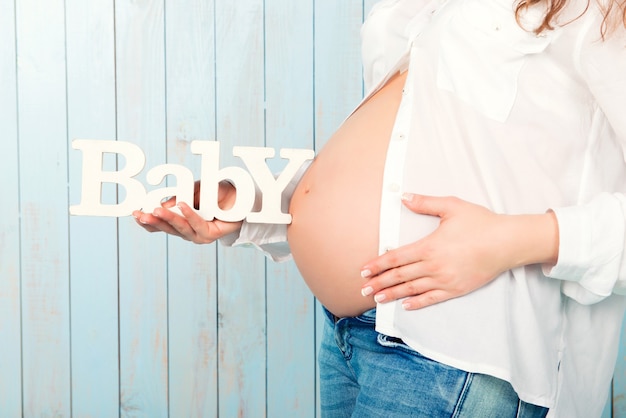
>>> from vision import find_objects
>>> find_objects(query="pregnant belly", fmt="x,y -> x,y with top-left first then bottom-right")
288,72 -> 407,318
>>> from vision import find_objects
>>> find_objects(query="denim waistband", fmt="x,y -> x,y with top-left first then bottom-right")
323,306 -> 377,325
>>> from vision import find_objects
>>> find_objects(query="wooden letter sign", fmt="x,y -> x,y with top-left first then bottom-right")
69,139 -> 314,224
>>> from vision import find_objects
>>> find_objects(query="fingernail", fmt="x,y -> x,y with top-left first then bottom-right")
374,294 -> 386,303
402,301 -> 411,310
401,193 -> 414,202
361,286 -> 374,297
360,269 -> 372,279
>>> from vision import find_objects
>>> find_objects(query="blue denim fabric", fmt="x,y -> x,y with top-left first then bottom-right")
319,308 -> 549,418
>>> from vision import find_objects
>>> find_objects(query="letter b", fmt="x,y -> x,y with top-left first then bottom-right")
69,139 -> 147,217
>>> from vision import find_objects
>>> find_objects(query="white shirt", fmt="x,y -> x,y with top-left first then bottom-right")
229,0 -> 626,416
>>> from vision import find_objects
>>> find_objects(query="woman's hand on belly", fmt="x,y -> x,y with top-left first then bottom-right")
360,194 -> 560,310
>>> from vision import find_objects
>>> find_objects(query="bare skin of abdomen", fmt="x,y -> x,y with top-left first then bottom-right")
288,72 -> 407,318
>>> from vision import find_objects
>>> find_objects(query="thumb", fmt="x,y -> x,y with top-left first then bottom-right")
401,193 -> 454,217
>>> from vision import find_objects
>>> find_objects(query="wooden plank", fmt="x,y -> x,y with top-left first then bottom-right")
314,0 -> 365,150
15,0 -> 71,415
164,0 -> 219,416
264,1 -> 316,416
364,0 -> 379,14
214,0 -> 267,415
313,2 -> 369,417
266,262 -> 316,416
65,1 -> 120,416
614,313 -> 626,416
115,1 -> 169,416
0,0 -> 22,416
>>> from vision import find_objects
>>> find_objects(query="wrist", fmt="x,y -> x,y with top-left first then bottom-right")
505,211 -> 559,268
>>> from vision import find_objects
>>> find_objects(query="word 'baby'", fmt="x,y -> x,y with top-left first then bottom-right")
69,139 -> 315,224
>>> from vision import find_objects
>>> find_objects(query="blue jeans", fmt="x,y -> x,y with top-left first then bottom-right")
319,308 -> 549,418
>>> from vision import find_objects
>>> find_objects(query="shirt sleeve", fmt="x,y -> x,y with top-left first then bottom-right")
543,15 -> 626,304
545,193 -> 626,304
219,160 -> 312,263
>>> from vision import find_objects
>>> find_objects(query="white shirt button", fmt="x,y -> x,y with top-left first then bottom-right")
389,183 -> 401,192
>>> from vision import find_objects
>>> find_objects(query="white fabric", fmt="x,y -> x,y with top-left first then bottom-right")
228,0 -> 626,416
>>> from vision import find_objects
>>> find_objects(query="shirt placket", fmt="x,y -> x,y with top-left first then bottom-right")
375,56 -> 414,325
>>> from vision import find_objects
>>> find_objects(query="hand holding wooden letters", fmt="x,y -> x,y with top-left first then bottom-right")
69,139 -> 314,224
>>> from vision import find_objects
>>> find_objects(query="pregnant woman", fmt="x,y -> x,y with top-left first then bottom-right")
135,0 -> 626,416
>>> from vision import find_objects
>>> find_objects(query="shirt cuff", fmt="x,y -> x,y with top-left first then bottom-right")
218,159 -> 312,262
226,221 -> 291,262
543,193 -> 625,304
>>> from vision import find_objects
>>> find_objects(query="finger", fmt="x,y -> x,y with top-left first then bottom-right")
176,202 -> 214,239
399,289 -> 453,310
162,202 -> 217,244
178,201 -> 243,243
132,210 -> 153,229
177,201 -> 205,226
145,214 -> 186,237
401,193 -> 458,218
367,276 -> 437,305
361,243 -> 424,279
152,206 -> 196,238
133,211 -> 175,234
361,261 -> 425,296
161,196 -> 177,209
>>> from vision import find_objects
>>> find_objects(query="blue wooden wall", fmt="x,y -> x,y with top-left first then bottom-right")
0,0 -> 624,417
